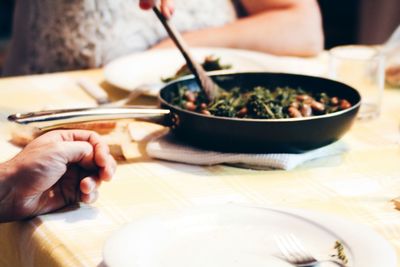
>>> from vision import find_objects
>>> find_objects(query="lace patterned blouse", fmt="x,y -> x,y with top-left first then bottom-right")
4,0 -> 237,76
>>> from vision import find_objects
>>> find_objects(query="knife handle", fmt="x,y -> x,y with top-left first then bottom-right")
77,78 -> 110,105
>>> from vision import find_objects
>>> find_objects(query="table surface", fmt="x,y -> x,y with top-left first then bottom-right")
1,65 -> 400,267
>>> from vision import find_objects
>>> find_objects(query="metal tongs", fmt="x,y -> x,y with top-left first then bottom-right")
8,106 -> 170,131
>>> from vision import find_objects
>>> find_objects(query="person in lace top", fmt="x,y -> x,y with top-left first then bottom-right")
3,0 -> 323,76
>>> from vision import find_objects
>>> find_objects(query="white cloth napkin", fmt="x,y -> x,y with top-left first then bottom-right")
146,134 -> 348,170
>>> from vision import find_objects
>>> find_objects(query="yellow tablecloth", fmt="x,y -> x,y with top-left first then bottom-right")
1,69 -> 400,266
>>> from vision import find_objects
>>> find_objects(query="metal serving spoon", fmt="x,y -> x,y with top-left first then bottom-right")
152,7 -> 220,102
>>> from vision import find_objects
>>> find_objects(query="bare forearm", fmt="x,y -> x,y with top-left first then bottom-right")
216,3 -> 324,56
154,1 -> 323,57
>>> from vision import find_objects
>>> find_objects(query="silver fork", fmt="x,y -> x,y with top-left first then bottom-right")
275,234 -> 347,267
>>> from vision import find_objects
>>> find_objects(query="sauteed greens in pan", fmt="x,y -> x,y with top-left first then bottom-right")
171,86 -> 352,119
162,55 -> 232,82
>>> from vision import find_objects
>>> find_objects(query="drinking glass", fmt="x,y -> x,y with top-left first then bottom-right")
329,45 -> 385,119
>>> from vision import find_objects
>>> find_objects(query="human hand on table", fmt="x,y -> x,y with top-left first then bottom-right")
139,0 -> 175,18
0,130 -> 116,223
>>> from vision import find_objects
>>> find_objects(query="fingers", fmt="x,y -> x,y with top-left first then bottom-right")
80,176 -> 99,204
161,0 -> 174,18
93,140 -> 109,168
38,129 -> 116,189
80,176 -> 99,194
139,0 -> 174,18
53,130 -> 109,165
57,130 -> 103,146
139,0 -> 156,10
38,129 -> 102,144
49,130 -> 117,180
61,141 -> 95,169
75,158 -> 115,205
80,191 -> 98,204
94,141 -> 117,182
99,155 -> 116,182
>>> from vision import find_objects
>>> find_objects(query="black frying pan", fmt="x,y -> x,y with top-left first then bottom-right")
9,72 -> 361,153
158,72 -> 361,153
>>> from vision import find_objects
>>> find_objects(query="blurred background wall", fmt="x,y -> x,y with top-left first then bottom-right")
319,0 -> 400,47
0,0 -> 14,71
357,0 -> 400,44
0,0 -> 399,72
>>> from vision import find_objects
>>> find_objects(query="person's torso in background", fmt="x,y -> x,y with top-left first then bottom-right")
4,0 -> 237,76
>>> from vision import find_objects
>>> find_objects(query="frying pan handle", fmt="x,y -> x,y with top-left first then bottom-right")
8,106 -> 171,131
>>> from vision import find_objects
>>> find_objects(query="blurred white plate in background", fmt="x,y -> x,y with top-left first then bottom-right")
103,47 -> 327,96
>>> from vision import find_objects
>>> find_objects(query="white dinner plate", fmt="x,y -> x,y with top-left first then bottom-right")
103,205 -> 396,267
103,47 -> 327,96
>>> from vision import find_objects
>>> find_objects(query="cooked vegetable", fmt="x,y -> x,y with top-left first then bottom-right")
162,55 -> 231,83
170,85 -> 352,119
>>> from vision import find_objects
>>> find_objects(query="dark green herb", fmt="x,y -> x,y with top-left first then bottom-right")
162,55 -> 232,83
171,85 -> 352,119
